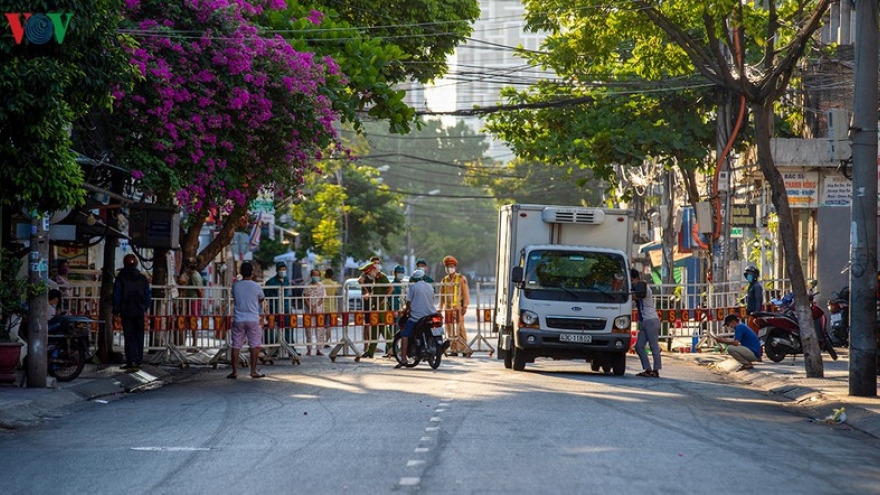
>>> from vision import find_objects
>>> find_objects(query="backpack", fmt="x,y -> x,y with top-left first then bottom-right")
121,275 -> 146,318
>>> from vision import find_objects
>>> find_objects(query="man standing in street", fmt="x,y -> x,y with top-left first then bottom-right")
743,266 -> 763,333
264,262 -> 289,315
359,259 -> 391,358
439,255 -> 472,357
631,268 -> 661,377
415,258 -> 434,283
229,262 -> 265,379
113,254 -> 151,372
321,268 -> 339,348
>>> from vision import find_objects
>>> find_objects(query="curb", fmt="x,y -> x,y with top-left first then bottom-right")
0,364 -> 178,430
668,352 -> 880,439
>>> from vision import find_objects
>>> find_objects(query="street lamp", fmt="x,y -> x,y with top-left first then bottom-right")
405,189 -> 440,273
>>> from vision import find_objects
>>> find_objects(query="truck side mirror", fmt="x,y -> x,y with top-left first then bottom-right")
511,266 -> 523,284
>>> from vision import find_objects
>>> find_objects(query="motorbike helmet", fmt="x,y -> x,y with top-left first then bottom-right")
123,254 -> 138,267
743,266 -> 759,279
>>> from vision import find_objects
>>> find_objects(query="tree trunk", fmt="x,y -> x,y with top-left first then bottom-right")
99,215 -> 118,364
752,101 -> 823,377
182,205 -> 247,273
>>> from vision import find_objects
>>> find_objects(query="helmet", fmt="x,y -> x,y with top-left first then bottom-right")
411,269 -> 425,281
123,254 -> 138,267
415,258 -> 427,266
442,255 -> 457,266
744,266 -> 759,278
393,264 -> 405,273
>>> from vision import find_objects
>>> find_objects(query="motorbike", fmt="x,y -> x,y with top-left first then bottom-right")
392,313 -> 450,369
753,283 -> 838,363
37,314 -> 92,382
826,285 -> 850,347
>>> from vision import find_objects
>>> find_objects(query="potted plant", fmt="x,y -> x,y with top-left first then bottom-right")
0,247 -> 35,384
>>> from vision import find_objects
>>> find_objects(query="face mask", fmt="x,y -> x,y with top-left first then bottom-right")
416,266 -> 426,272
375,264 -> 383,272
311,277 -> 321,283
746,274 -> 754,282
278,270 -> 287,277
446,266 -> 456,275
394,274 -> 403,281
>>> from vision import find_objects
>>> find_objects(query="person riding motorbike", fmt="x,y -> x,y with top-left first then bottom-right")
397,269 -> 436,369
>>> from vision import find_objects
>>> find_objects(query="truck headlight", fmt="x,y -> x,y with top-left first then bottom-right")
520,310 -> 539,328
613,315 -> 631,332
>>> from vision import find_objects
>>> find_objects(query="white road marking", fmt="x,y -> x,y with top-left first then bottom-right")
130,447 -> 210,452
407,460 -> 426,467
399,477 -> 420,486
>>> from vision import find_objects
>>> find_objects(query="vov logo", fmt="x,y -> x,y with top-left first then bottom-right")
5,13 -> 73,45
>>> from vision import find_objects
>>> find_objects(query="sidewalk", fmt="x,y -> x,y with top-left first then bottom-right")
0,364 -> 202,430
666,345 -> 880,439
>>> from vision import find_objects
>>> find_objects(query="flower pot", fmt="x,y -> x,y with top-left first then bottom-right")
0,342 -> 23,384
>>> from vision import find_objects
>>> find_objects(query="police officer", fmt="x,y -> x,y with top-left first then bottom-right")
439,255 -> 471,357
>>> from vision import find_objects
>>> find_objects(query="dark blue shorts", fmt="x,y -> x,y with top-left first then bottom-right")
402,318 -> 418,338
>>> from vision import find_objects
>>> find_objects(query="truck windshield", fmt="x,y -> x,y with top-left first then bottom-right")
522,250 -> 628,303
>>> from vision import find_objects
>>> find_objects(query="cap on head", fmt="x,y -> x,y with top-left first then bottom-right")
724,314 -> 740,326
370,256 -> 380,263
393,264 -> 405,274
276,262 -> 286,270
359,261 -> 375,272
411,269 -> 425,281
123,254 -> 138,267
415,258 -> 427,266
442,255 -> 457,266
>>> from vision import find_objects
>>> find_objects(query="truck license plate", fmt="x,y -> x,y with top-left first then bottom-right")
560,333 -> 592,343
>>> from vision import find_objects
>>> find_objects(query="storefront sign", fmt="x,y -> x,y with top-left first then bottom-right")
729,203 -> 756,227
5,13 -> 73,45
782,170 -> 818,208
820,173 -> 852,206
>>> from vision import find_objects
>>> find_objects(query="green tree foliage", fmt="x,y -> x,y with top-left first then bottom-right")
263,0 -> 480,134
464,157 -> 604,207
0,0 -> 135,213
511,0 -> 832,376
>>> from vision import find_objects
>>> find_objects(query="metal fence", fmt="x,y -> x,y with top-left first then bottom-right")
60,278 -> 791,365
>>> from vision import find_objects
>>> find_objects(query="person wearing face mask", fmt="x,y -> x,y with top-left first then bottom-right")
264,262 -> 290,315
303,268 -> 326,356
358,260 -> 391,358
384,264 -> 407,358
414,258 -> 434,283
439,255 -> 472,357
743,266 -> 763,333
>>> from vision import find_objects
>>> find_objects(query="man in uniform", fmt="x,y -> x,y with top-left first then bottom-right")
415,258 -> 435,283
439,255 -> 472,357
358,259 -> 391,358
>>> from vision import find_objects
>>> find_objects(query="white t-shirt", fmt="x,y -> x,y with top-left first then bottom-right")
232,279 -> 264,322
633,282 -> 659,321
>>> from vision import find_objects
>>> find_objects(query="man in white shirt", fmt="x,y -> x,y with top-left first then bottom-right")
631,268 -> 661,377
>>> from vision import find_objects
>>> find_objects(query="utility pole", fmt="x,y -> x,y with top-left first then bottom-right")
848,0 -> 878,397
26,212 -> 49,387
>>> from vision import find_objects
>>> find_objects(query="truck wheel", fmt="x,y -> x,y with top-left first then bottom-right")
590,361 -> 601,372
610,353 -> 625,376
512,345 -> 526,371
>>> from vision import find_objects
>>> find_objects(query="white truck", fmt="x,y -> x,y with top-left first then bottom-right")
494,204 -> 634,374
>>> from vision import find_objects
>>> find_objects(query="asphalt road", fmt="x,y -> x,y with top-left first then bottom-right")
3,354 -> 880,494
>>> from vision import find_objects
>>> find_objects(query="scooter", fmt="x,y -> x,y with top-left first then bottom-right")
392,313 -> 450,369
826,285 -> 849,347
46,314 -> 92,381
752,282 -> 838,363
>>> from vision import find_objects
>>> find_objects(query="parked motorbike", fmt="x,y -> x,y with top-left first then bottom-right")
753,282 -> 838,363
393,313 -> 449,369
826,285 -> 850,347
45,314 -> 92,382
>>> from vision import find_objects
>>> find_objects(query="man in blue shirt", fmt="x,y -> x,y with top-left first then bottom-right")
717,314 -> 763,369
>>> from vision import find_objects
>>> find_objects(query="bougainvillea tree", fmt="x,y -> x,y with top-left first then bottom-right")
110,0 -> 345,270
